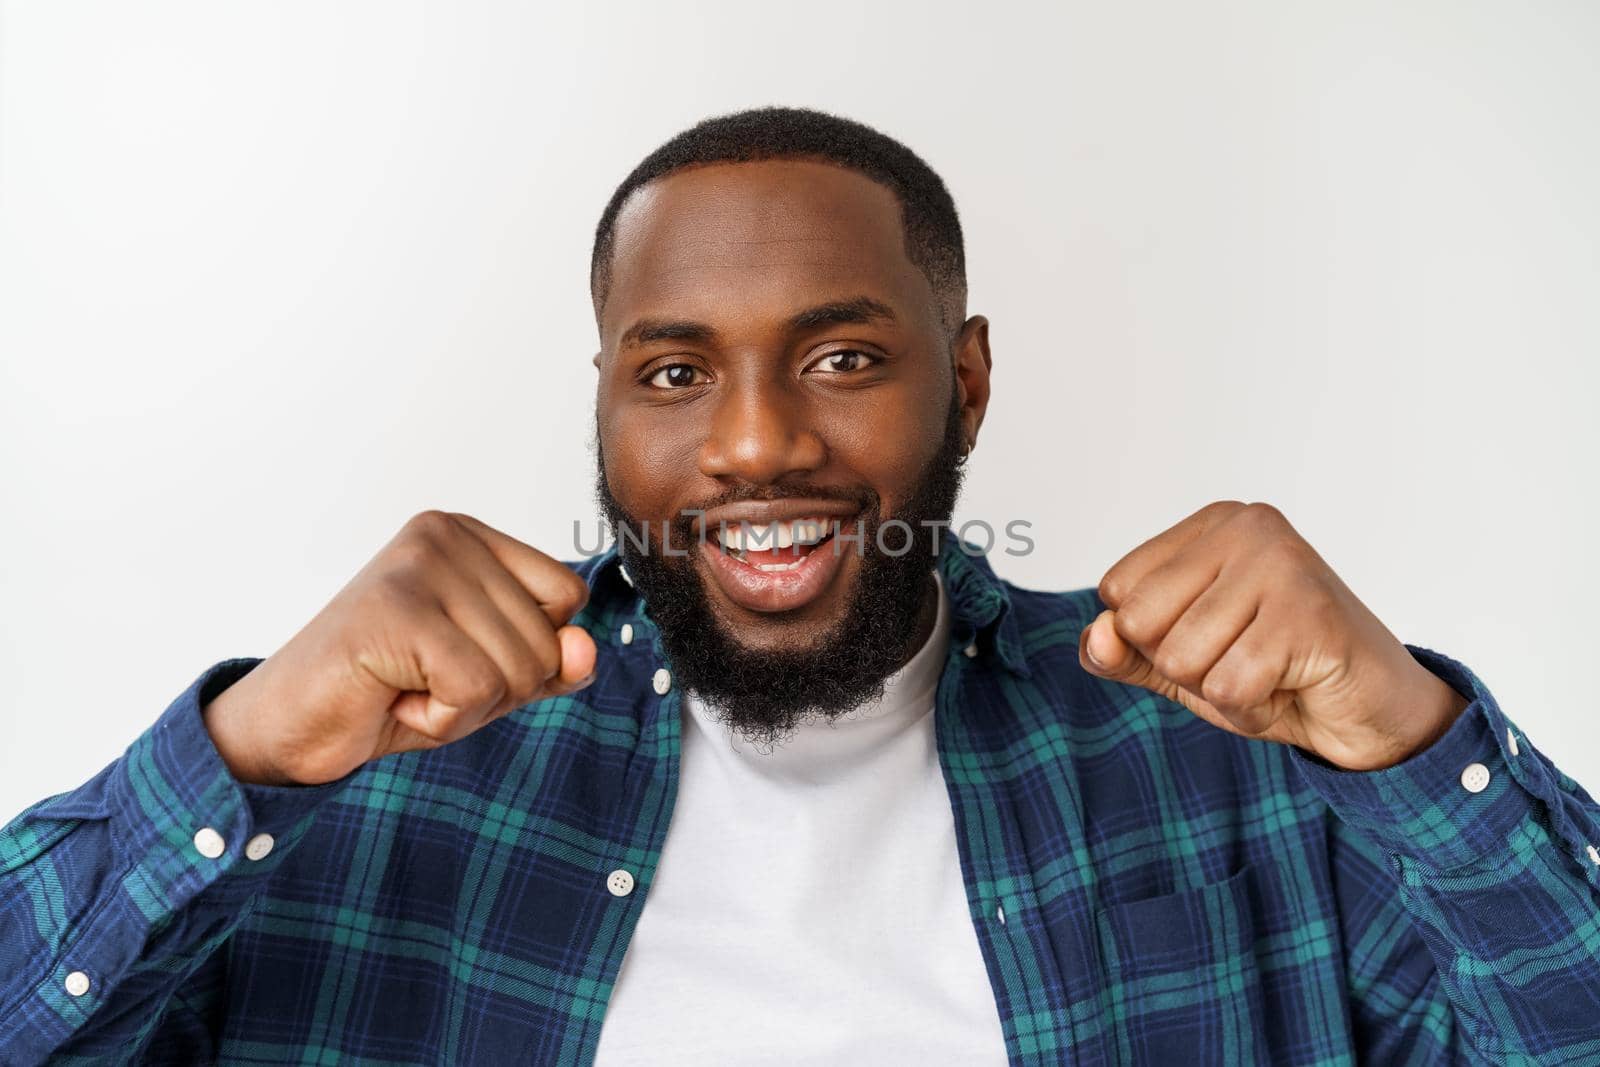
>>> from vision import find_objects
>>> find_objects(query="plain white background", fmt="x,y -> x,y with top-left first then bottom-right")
2,1 -> 1596,822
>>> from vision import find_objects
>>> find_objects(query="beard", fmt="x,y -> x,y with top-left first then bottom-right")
593,387 -> 967,748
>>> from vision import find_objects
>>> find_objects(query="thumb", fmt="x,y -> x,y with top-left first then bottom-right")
1079,609 -> 1179,698
544,624 -> 599,696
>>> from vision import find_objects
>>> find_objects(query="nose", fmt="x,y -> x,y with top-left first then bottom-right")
698,378 -> 827,486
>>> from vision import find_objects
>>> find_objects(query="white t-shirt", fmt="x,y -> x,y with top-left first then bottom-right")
593,572 -> 1009,1065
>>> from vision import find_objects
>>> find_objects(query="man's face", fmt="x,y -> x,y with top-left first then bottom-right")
593,158 -> 990,739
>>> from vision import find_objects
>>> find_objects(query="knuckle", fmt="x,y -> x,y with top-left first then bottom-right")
1241,501 -> 1288,532
456,660 -> 508,712
1113,598 -> 1157,645
387,530 -> 445,577
1097,571 -> 1126,609
504,651 -> 547,702
1153,645 -> 1205,688
547,573 -> 590,619
1205,499 -> 1249,518
406,509 -> 458,539
1201,670 -> 1245,712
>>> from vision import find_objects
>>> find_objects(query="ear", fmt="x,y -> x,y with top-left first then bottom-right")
952,315 -> 993,454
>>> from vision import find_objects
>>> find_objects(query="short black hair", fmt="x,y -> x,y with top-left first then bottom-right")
589,105 -> 967,334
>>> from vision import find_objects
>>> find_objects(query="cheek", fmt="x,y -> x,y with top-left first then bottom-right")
601,407 -> 705,516
826,386 -> 948,507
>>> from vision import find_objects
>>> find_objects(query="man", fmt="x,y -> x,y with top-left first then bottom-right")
1,106 -> 1597,1065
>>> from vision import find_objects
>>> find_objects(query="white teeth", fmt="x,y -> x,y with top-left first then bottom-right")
718,523 -> 762,552
718,519 -> 833,552
792,520 -> 828,545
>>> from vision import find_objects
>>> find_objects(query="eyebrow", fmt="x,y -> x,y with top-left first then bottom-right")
617,295 -> 897,350
788,295 -> 897,331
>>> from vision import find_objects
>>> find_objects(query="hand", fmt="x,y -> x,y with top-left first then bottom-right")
1078,501 -> 1469,771
202,511 -> 598,786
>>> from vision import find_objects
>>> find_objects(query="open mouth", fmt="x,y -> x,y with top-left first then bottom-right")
713,518 -> 838,571
698,515 -> 857,614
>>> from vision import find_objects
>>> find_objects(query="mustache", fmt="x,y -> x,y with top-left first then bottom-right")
635,481 -> 880,546
679,481 -> 877,517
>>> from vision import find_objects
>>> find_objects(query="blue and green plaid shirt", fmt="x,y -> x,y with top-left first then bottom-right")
5,534 -> 1600,1064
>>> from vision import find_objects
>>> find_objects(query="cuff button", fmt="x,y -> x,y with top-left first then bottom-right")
193,827 -> 226,859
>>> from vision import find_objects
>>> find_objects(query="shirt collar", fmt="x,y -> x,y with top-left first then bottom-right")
932,529 -> 1032,678
573,527 -> 1031,679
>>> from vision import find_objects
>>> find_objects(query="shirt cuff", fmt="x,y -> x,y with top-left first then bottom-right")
106,657 -> 354,909
1288,643 -> 1561,871
23,659 -> 357,1033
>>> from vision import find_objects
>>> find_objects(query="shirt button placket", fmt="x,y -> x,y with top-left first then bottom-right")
244,833 -> 276,861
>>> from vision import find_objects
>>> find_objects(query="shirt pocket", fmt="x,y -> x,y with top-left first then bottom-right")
1093,865 -> 1269,1065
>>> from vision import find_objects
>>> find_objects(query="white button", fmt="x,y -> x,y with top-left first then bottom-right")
1506,728 -> 1520,757
1588,845 -> 1600,866
193,827 -> 226,859
1460,763 -> 1491,794
244,833 -> 275,861
996,903 -> 1006,924
652,668 -> 671,695
964,642 -> 979,658
618,564 -> 633,587
606,869 -> 635,897
620,623 -> 634,646
63,970 -> 90,997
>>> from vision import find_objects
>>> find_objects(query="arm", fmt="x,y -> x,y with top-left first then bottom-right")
1294,645 -> 1600,1065
1,511 -> 598,1063
0,659 -> 349,1063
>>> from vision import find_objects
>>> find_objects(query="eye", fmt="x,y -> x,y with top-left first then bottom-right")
808,350 -> 879,374
647,364 -> 705,389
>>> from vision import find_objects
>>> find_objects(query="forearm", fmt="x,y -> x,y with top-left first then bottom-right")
0,659 -> 347,1061
1297,645 -> 1600,1064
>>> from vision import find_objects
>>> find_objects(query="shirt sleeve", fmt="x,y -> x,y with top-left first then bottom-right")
1290,644 -> 1600,1064
0,658 -> 354,1063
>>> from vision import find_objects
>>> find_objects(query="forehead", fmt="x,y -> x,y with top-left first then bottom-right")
600,159 -> 934,344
